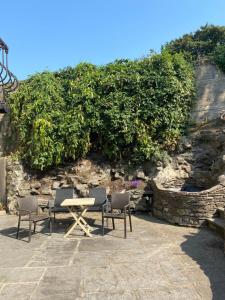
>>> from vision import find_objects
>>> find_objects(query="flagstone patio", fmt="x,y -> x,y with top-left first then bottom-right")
0,213 -> 224,299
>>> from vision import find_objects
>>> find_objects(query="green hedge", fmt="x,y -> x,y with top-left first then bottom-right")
164,24 -> 225,69
213,44 -> 225,72
9,51 -> 194,170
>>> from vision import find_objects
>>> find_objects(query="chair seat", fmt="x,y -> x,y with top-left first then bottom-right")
21,215 -> 49,222
51,207 -> 69,213
103,212 -> 125,219
88,204 -> 105,212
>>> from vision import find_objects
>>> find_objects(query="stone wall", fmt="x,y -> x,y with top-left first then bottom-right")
6,158 -> 26,212
0,113 -> 9,157
152,179 -> 225,226
192,63 -> 225,123
6,157 -> 153,213
152,121 -> 225,227
0,157 -> 6,206
0,113 -> 9,207
223,209 -> 225,254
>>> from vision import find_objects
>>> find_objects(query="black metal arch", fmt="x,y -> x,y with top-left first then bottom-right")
0,38 -> 18,113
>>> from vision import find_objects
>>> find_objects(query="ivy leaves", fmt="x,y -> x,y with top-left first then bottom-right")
9,53 -> 194,170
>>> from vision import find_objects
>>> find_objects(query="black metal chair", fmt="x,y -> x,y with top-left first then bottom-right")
51,188 -> 75,222
89,187 -> 108,210
16,196 -> 52,243
88,187 -> 109,228
102,192 -> 132,239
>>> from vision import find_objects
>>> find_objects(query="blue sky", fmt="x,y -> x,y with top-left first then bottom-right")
1,0 -> 225,80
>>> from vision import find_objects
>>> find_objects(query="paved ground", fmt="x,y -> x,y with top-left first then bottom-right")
0,213 -> 224,300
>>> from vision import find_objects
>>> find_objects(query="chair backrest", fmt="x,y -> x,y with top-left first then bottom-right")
17,196 -> 38,216
89,187 -> 107,206
111,192 -> 130,209
55,188 -> 74,207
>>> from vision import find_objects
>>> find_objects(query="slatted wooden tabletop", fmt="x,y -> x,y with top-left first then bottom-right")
61,198 -> 95,207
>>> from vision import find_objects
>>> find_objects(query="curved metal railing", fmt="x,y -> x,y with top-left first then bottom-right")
0,38 -> 18,112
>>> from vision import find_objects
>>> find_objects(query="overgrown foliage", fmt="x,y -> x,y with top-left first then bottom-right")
9,51 -> 194,170
213,44 -> 225,72
164,24 -> 225,67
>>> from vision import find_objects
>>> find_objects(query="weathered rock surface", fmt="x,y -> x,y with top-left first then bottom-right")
6,156 -> 153,213
153,119 -> 225,226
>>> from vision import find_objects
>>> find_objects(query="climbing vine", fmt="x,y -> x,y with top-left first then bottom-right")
9,51 -> 195,170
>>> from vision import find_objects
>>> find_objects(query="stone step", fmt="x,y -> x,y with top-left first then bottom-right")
217,207 -> 225,219
207,217 -> 225,238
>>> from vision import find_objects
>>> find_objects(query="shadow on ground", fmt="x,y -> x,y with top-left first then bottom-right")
136,213 -> 225,300
0,213 -> 225,299
0,216 -> 110,243
181,230 -> 225,300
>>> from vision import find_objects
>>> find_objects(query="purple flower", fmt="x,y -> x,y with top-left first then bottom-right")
130,179 -> 140,189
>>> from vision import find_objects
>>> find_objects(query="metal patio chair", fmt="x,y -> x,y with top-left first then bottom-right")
88,187 -> 109,228
102,192 -> 132,239
89,187 -> 108,210
16,196 -> 52,243
51,188 -> 75,222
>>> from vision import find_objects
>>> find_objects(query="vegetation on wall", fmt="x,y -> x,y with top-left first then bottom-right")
8,24 -> 225,171
213,44 -> 225,72
9,50 -> 194,170
164,24 -> 225,70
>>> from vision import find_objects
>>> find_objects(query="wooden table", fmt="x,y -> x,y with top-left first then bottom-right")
61,198 -> 95,238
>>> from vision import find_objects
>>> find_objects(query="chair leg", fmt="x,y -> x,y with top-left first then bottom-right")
54,212 -> 56,223
129,209 -> 132,232
49,209 -> 52,235
102,216 -> 104,236
16,215 -> 21,239
28,220 -> 32,243
112,218 -> 115,230
49,217 -> 52,235
124,217 -> 127,239
33,222 -> 36,233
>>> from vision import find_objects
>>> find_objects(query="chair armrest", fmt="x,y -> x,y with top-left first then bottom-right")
17,209 -> 32,219
48,199 -> 55,208
38,204 -> 49,213
102,202 -> 110,213
124,204 -> 131,213
39,199 -> 55,214
18,209 -> 31,214
106,195 -> 111,203
47,199 -> 55,216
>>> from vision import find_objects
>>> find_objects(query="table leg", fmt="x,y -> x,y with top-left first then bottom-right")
64,207 -> 92,238
75,208 -> 92,237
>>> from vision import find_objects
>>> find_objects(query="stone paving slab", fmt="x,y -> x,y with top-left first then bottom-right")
0,283 -> 37,300
0,267 -> 44,284
31,266 -> 82,299
0,213 -> 224,299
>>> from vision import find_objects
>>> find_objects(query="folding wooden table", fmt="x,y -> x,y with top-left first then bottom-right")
61,198 -> 95,238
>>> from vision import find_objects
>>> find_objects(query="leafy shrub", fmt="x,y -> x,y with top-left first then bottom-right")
213,44 -> 225,72
9,51 -> 195,170
10,72 -> 90,169
164,24 -> 225,64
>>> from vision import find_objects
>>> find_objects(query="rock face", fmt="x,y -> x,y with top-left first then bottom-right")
0,157 -> 6,206
0,113 -> 10,157
6,159 -> 26,212
192,62 -> 225,123
153,119 -> 225,226
6,156 -> 153,213
153,177 -> 225,227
